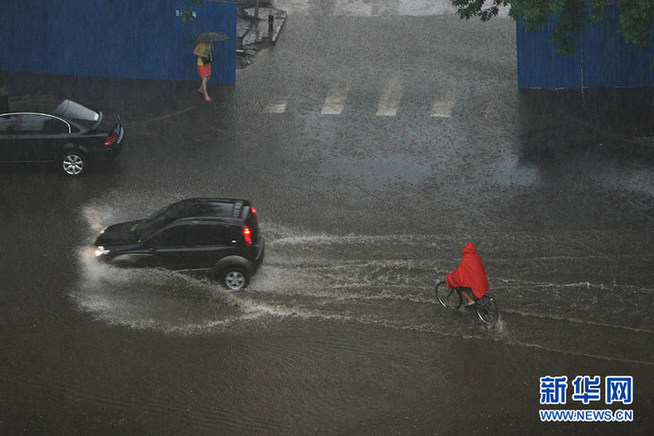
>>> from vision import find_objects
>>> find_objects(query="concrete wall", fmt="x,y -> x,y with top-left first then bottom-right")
517,6 -> 654,89
0,0 -> 237,84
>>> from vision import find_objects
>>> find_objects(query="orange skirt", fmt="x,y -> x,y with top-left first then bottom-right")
198,64 -> 212,78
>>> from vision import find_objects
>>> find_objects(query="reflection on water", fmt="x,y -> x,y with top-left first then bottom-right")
516,87 -> 654,194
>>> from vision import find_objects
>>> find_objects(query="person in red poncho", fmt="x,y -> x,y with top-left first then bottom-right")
446,242 -> 489,306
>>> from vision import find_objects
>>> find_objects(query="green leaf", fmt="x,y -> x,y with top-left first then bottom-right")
181,7 -> 195,22
449,0 -> 654,55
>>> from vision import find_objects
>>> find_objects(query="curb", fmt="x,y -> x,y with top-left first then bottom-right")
237,3 -> 287,68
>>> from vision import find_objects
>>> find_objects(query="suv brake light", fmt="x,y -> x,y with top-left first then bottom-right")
243,226 -> 252,247
105,131 -> 118,147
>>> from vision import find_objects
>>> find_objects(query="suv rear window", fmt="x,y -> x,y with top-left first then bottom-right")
186,224 -> 229,246
153,226 -> 187,247
151,223 -> 229,247
164,201 -> 236,221
205,203 -> 236,217
138,200 -> 242,240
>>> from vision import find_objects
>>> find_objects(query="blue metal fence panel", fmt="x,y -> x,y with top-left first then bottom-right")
584,9 -> 616,88
0,0 -> 236,84
202,2 -> 236,84
517,15 -> 582,89
517,5 -> 654,89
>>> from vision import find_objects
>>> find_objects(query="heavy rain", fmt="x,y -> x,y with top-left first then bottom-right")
1,0 -> 652,434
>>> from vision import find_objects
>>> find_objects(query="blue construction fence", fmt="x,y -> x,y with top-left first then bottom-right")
517,5 -> 654,89
0,0 -> 237,84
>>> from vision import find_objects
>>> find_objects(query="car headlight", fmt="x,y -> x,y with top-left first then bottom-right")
95,246 -> 110,257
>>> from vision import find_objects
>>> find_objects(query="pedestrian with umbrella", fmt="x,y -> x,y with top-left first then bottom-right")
191,32 -> 228,102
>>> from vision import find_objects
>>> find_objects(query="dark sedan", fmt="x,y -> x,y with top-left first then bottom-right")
0,96 -> 124,176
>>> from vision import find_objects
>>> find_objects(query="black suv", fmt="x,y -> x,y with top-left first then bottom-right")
94,198 -> 264,291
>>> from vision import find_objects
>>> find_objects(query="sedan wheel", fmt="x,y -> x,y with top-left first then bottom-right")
223,269 -> 247,291
62,152 -> 86,176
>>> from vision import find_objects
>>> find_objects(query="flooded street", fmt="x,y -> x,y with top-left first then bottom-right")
1,9 -> 653,435
2,163 -> 651,433
76,222 -> 654,365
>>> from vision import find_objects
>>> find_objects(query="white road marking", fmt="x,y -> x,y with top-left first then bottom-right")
334,0 -> 395,16
376,76 -> 404,116
398,0 -> 456,16
263,99 -> 289,114
262,90 -> 457,119
274,0 -> 471,16
321,81 -> 350,115
271,0 -> 310,16
431,99 -> 454,118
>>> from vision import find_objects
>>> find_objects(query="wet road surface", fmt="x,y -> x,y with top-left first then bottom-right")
1,9 -> 653,435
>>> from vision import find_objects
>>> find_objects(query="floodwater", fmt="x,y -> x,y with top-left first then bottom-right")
2,170 -> 651,433
74,205 -> 654,364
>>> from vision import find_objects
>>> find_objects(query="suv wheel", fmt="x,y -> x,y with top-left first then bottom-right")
62,151 -> 87,176
222,267 -> 248,291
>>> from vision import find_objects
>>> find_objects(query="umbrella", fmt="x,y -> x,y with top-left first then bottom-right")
190,32 -> 229,44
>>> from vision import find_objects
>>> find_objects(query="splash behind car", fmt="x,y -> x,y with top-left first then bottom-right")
94,198 -> 265,291
0,96 -> 124,176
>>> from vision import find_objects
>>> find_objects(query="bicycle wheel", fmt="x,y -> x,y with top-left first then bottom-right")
475,295 -> 499,324
435,281 -> 461,309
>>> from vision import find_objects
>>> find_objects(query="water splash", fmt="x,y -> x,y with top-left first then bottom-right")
71,198 -> 654,365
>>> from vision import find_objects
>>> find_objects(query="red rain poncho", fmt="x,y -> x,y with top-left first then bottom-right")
446,242 -> 489,298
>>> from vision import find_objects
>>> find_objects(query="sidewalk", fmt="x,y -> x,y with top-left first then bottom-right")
236,1 -> 287,68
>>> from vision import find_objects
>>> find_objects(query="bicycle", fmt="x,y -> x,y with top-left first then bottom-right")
435,281 -> 499,324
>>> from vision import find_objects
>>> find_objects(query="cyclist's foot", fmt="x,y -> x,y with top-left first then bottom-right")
465,301 -> 476,307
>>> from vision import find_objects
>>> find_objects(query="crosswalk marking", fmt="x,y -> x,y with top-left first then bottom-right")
399,0 -> 456,16
273,0 -> 506,17
261,84 -> 468,119
376,76 -> 404,116
431,99 -> 454,118
334,0 -> 395,16
261,95 -> 461,118
321,81 -> 351,115
263,99 -> 289,114
272,0 -> 310,16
